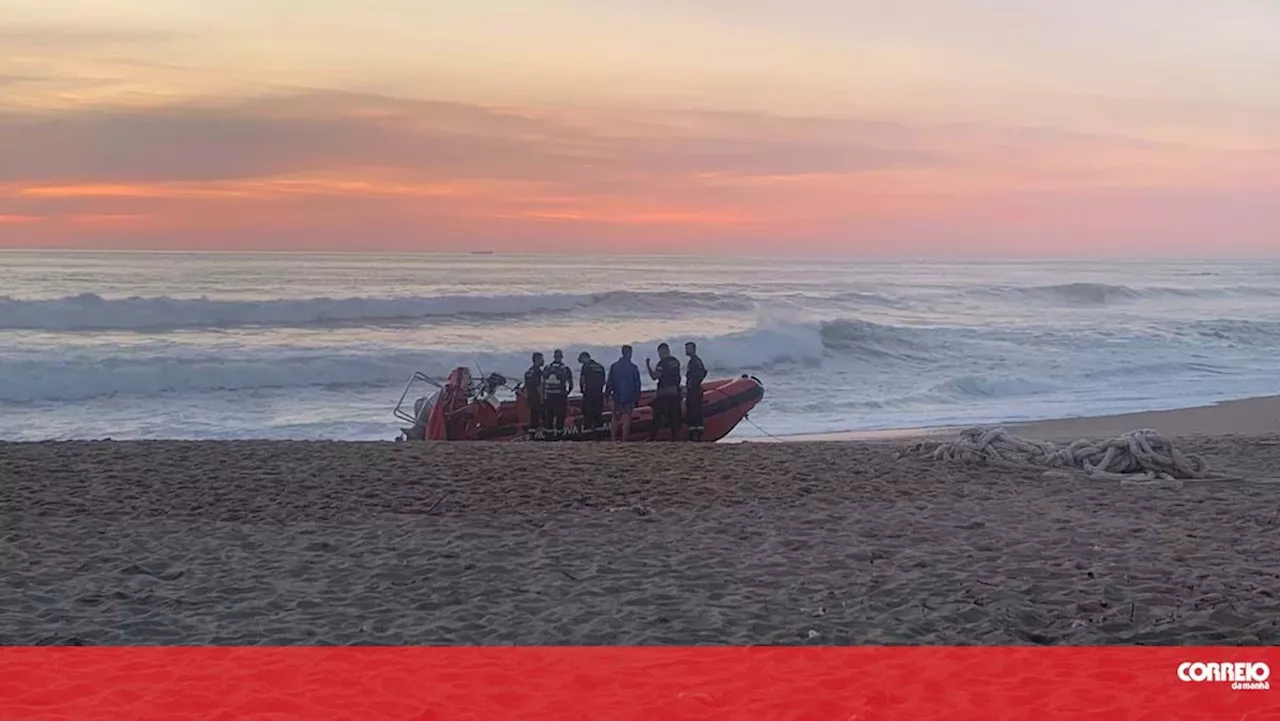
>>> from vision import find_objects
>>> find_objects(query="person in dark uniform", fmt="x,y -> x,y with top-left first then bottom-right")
523,352 -> 546,439
542,349 -> 574,439
683,341 -> 707,441
646,342 -> 681,441
577,351 -> 607,439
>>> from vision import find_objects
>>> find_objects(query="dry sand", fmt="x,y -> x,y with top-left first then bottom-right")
3,402 -> 1280,646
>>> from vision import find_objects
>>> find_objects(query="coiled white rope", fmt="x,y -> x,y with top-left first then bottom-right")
905,426 -> 1213,480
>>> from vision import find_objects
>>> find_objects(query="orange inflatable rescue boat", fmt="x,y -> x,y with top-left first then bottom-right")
395,367 -> 764,442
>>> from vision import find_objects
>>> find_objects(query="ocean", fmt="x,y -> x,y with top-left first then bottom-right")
1,250 -> 1277,442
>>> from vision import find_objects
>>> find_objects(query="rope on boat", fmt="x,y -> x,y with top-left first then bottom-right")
744,414 -> 785,441
902,426 -> 1213,480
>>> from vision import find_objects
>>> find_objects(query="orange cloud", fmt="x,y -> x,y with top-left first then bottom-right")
16,183 -> 256,200
64,213 -> 150,225
506,208 -> 756,225
1,91 -> 1277,256
13,177 -> 480,201
0,214 -> 42,224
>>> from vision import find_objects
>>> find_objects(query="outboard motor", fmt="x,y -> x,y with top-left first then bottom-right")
474,372 -> 508,410
401,391 -> 438,441
481,372 -> 508,397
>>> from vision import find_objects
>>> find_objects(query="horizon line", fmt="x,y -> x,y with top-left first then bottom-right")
1,247 -> 1277,264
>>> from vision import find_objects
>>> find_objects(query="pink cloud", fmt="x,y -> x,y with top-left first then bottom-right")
1,91 -> 1276,257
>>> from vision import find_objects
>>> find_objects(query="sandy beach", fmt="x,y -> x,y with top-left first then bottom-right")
4,399 -> 1280,646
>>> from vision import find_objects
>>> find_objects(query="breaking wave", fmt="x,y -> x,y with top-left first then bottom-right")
11,281 -> 1271,333
0,290 -> 755,331
0,317 -> 932,402
991,282 -> 1280,306
2,315 -> 1276,405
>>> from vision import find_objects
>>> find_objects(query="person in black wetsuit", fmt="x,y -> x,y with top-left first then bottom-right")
646,342 -> 681,441
683,341 -> 707,441
542,349 -> 574,439
523,352 -> 545,439
577,351 -> 607,439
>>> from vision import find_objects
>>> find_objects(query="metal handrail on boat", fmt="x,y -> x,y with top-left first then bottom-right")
393,372 -> 443,424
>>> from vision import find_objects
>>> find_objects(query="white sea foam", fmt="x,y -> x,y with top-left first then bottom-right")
3,316 -> 1275,405
2,253 -> 1277,440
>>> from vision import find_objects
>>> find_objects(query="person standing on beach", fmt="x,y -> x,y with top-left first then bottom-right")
647,343 -> 682,441
523,352 -> 546,439
578,351 -> 607,439
542,349 -> 574,439
683,341 -> 707,441
605,345 -> 641,441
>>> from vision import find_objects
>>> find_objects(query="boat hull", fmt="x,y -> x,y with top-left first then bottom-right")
416,368 -> 764,442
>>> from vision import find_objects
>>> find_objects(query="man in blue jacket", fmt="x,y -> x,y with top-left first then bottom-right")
604,344 -> 641,442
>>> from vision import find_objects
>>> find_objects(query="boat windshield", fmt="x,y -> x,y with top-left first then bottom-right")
413,391 -> 439,421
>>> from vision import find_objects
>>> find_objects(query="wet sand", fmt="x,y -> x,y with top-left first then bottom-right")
4,411 -> 1280,646
777,395 -> 1280,443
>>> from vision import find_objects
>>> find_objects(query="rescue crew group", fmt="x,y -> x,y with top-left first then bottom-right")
520,341 -> 708,441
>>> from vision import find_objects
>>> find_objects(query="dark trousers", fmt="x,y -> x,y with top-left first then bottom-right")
581,394 -> 604,437
685,388 -> 704,441
649,392 -> 682,440
545,394 -> 568,436
527,399 -> 544,436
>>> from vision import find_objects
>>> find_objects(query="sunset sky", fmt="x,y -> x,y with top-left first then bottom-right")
2,0 -> 1278,256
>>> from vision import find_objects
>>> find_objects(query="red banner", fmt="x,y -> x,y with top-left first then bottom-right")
1,647 -> 1275,720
